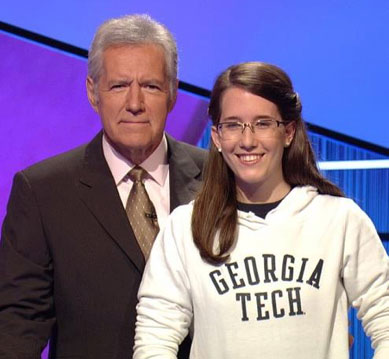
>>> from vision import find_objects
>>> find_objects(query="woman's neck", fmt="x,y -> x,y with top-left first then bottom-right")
236,181 -> 291,204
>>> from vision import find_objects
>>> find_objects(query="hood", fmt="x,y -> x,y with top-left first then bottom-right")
237,186 -> 319,230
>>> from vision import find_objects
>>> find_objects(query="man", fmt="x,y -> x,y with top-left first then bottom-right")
0,15 -> 206,358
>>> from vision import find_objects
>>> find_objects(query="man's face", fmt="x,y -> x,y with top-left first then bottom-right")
87,44 -> 176,164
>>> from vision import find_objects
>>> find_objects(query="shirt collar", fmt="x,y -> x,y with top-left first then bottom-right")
102,133 -> 169,186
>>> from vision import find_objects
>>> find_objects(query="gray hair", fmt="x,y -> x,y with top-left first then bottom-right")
88,14 -> 178,97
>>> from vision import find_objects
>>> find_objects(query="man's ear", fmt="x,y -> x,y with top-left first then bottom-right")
211,125 -> 222,151
167,79 -> 179,113
86,76 -> 99,112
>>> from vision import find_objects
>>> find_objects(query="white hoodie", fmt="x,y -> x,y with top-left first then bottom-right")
134,186 -> 389,359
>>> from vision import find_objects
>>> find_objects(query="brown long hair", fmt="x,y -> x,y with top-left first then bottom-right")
192,62 -> 343,265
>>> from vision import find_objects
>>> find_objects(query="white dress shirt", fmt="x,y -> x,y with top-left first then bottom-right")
102,134 -> 170,230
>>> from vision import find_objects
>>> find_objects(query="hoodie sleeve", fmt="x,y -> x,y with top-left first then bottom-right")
342,201 -> 389,359
134,207 -> 193,359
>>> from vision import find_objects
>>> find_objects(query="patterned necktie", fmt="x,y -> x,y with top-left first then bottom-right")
126,166 -> 159,259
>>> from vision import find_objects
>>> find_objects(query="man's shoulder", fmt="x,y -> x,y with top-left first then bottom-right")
22,143 -> 87,179
167,135 -> 208,165
21,133 -> 102,184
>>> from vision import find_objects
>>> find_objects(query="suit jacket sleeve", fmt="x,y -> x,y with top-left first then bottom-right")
0,171 -> 55,358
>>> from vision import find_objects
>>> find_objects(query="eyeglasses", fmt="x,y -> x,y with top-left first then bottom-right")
216,119 -> 289,140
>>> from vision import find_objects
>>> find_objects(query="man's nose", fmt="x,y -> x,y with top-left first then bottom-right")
126,84 -> 145,114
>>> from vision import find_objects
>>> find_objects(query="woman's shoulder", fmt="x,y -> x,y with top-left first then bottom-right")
313,189 -> 372,223
293,185 -> 368,218
170,201 -> 195,218
164,202 -> 195,234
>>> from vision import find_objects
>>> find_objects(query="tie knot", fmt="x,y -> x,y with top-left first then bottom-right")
128,166 -> 147,183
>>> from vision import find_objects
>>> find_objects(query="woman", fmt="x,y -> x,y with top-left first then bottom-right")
133,62 -> 389,359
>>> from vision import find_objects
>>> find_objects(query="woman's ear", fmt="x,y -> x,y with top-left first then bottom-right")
284,121 -> 296,147
211,126 -> 222,152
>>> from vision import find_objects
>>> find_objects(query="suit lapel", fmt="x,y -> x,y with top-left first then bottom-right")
167,135 -> 203,211
76,133 -> 145,273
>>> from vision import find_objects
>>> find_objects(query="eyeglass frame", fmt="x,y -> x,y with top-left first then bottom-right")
215,118 -> 291,139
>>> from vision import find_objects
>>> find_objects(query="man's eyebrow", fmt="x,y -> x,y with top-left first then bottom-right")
141,78 -> 165,85
107,78 -> 130,85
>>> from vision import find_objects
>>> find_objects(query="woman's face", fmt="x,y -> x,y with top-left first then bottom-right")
211,87 -> 295,203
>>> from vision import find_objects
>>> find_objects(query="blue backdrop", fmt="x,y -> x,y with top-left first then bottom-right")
1,0 -> 388,148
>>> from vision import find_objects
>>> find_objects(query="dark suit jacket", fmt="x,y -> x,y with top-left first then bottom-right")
0,132 -> 207,359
